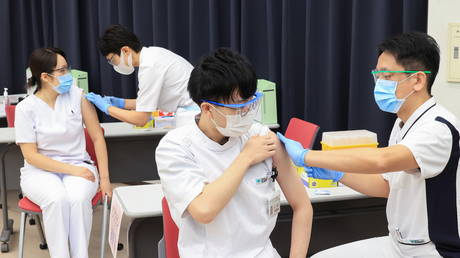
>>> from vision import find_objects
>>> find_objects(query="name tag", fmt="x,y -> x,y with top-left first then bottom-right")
267,190 -> 280,217
255,170 -> 275,185
255,177 -> 269,184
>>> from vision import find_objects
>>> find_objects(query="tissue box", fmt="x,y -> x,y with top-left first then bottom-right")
301,129 -> 379,188
321,130 -> 378,150
154,116 -> 176,129
296,166 -> 338,188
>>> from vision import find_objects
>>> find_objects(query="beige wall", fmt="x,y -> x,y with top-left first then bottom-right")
428,0 -> 460,117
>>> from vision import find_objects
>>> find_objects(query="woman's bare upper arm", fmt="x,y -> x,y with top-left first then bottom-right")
81,96 -> 104,139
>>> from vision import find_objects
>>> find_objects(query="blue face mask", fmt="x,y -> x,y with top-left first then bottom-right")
373,76 -> 414,114
53,73 -> 73,94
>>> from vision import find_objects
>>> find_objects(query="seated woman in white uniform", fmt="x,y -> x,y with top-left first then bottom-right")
14,47 -> 112,258
156,48 -> 312,258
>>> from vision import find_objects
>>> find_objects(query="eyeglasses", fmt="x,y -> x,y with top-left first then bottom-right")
371,70 -> 431,82
50,66 -> 71,75
202,92 -> 264,117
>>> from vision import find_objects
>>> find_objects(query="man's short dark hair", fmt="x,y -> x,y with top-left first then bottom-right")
188,48 -> 257,105
97,24 -> 142,56
378,32 -> 440,94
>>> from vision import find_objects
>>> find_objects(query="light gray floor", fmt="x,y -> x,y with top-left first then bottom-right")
0,186 -> 133,258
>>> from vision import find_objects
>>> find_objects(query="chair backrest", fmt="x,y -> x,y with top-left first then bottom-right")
84,127 -> 104,168
285,117 -> 320,149
6,104 -> 15,127
162,197 -> 180,258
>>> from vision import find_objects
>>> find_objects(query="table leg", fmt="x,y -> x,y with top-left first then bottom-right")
0,143 -> 14,252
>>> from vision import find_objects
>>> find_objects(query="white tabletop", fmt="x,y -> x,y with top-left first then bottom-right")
0,122 -> 280,142
0,122 -> 171,143
101,122 -> 280,138
114,184 -> 164,218
0,127 -> 15,144
113,184 -> 367,218
101,122 -> 171,138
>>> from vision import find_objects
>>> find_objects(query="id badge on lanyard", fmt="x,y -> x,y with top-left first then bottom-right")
267,190 -> 280,217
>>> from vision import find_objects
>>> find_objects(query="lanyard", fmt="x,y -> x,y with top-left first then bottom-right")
401,104 -> 436,140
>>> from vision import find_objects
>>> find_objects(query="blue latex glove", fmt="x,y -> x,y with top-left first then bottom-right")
276,132 -> 309,167
104,96 -> 125,109
305,166 -> 344,182
85,93 -> 111,115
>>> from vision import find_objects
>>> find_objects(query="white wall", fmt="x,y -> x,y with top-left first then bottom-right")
428,0 -> 460,117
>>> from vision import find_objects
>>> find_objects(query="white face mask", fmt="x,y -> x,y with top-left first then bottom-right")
210,105 -> 256,137
113,50 -> 134,75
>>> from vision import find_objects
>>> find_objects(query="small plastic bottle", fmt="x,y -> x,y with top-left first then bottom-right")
3,88 -> 9,107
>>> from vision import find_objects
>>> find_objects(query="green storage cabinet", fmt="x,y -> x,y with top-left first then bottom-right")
71,69 -> 89,93
257,79 -> 278,124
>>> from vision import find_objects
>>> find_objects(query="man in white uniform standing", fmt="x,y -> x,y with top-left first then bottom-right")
156,48 -> 312,258
86,24 -> 197,126
279,32 -> 460,257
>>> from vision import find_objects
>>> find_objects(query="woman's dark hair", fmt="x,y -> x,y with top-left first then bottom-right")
27,47 -> 67,92
378,32 -> 440,95
188,48 -> 257,105
97,24 -> 142,56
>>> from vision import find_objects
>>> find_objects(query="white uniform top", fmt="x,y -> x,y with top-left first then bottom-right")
136,46 -> 194,113
384,97 -> 460,257
15,85 -> 91,170
156,121 -> 281,258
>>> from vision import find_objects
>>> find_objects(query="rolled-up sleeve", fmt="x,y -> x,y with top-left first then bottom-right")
14,104 -> 37,144
136,66 -> 163,112
156,134 -> 208,223
399,121 -> 452,179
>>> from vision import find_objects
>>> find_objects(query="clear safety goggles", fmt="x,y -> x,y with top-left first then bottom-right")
48,65 -> 72,76
371,70 -> 431,83
202,92 -> 263,117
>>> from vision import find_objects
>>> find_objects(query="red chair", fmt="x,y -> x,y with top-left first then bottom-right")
285,117 -> 320,149
158,197 -> 180,258
17,128 -> 109,258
